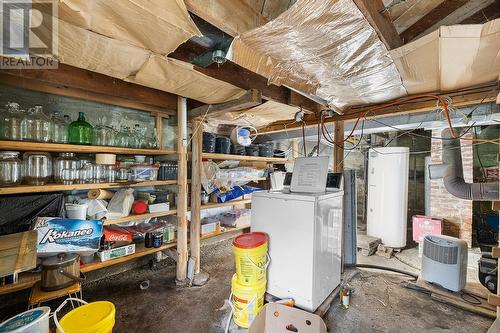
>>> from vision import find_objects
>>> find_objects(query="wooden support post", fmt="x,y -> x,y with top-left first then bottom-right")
333,121 -> 345,173
155,114 -> 163,149
291,139 -> 299,160
176,96 -> 188,282
190,120 -> 203,274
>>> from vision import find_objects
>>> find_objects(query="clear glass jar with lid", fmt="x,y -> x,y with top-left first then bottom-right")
53,152 -> 79,184
23,152 -> 52,185
0,151 -> 22,185
30,105 -> 52,142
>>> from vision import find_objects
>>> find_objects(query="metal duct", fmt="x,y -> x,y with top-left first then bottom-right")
436,128 -> 499,201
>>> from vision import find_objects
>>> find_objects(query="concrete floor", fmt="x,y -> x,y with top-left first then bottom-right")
0,237 -> 494,332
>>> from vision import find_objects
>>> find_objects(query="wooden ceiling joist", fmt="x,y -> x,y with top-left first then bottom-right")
257,83 -> 500,134
171,41 -> 324,113
353,0 -> 403,49
460,1 -> 500,24
189,89 -> 262,119
0,61 -> 179,114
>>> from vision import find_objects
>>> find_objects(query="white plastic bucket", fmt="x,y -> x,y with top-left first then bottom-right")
65,203 -> 88,220
0,307 -> 50,333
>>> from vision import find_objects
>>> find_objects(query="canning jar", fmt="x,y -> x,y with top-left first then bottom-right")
30,105 -> 52,142
0,151 -> 22,185
51,111 -> 68,143
94,124 -> 115,146
53,152 -> 78,184
23,152 -> 52,185
2,102 -> 23,141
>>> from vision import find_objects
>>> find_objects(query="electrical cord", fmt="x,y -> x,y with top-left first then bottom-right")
301,121 -> 307,157
351,264 -> 419,280
460,291 -> 482,305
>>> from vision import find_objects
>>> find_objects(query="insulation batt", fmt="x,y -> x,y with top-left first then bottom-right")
230,0 -> 408,112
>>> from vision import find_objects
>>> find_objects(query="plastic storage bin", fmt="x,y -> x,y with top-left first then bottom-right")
129,165 -> 159,181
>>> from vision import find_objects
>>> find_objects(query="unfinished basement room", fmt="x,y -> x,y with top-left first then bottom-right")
0,0 -> 500,332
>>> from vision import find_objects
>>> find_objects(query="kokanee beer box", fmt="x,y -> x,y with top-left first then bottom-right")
34,217 -> 103,256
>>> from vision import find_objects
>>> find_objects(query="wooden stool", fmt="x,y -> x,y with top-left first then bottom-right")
28,282 -> 82,309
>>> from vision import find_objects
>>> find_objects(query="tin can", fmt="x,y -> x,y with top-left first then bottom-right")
145,232 -> 154,248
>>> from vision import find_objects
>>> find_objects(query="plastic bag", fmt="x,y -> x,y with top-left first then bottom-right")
201,161 -> 265,194
87,199 -> 108,220
213,185 -> 263,203
106,189 -> 134,218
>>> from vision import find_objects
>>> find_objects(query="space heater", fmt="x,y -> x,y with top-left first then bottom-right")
421,235 -> 468,292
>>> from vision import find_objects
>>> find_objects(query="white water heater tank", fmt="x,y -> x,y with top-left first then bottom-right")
367,147 -> 409,248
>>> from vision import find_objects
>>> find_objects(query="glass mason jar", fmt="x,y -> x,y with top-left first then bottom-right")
51,111 -> 68,143
68,112 -> 93,145
31,105 -> 51,142
115,126 -> 129,147
23,152 -> 52,185
53,152 -> 79,184
0,151 -> 22,185
94,125 -> 115,146
2,102 -> 23,141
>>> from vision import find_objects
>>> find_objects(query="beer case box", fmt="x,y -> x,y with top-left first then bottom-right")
33,217 -> 103,257
98,244 -> 136,262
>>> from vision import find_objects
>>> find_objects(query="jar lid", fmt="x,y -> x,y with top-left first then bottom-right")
233,232 -> 267,249
41,253 -> 80,268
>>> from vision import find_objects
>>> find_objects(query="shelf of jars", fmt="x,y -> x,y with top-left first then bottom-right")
0,180 -> 177,195
0,140 -> 176,155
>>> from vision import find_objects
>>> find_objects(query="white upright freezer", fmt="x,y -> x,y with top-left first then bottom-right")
251,190 -> 343,312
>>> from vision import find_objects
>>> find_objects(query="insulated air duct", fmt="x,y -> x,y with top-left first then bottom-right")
429,128 -> 499,201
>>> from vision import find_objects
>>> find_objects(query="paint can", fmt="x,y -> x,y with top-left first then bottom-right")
232,232 -> 269,285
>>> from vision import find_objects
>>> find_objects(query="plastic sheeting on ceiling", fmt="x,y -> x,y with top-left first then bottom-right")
36,0 -> 246,105
229,0 -> 408,112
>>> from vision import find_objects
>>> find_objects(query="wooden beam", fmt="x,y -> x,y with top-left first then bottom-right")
170,41 -> 323,112
155,115 -> 163,148
0,73 -> 174,116
333,121 -> 345,173
353,0 -> 403,49
400,0 -> 468,42
176,96 -> 189,282
460,1 -> 500,24
0,61 -> 178,111
185,0 -> 267,36
391,0 -> 445,33
190,89 -> 262,119
190,120 -> 203,274
257,84 -> 499,134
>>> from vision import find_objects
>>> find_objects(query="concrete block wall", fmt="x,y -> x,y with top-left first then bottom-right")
430,129 -> 473,246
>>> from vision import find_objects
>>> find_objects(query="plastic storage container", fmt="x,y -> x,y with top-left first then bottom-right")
69,112 -> 93,145
130,164 -> 159,181
158,162 -> 177,180
231,144 -> 246,155
0,307 -> 50,333
215,137 -> 231,154
258,143 -> 274,157
245,145 -> 259,156
202,132 -> 216,153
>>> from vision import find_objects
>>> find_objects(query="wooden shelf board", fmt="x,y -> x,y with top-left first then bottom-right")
200,199 -> 251,210
0,140 -> 176,155
80,242 -> 176,273
0,180 -> 177,195
104,210 -> 177,225
202,152 -> 287,163
0,224 -> 249,295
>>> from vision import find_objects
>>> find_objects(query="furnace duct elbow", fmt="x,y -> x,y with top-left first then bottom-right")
429,128 -> 499,201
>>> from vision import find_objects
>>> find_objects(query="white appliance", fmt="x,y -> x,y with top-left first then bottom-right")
421,235 -> 468,292
251,190 -> 343,312
366,147 -> 409,248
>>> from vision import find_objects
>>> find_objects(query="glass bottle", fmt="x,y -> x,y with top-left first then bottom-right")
132,124 -> 142,148
23,152 -> 52,185
53,152 -> 78,184
3,102 -> 23,141
20,108 -> 34,142
31,105 -> 51,142
63,114 -> 71,124
68,112 -> 93,145
51,110 -> 68,143
0,151 -> 22,185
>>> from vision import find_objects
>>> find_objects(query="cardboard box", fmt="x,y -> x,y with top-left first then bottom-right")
98,244 -> 135,262
148,202 -> 170,213
201,218 -> 221,236
412,215 -> 443,243
34,217 -> 103,257
249,303 -> 327,333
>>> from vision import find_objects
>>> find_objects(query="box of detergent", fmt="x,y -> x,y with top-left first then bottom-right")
34,217 -> 103,257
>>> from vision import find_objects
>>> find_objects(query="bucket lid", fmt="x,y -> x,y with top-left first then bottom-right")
233,232 -> 267,249
59,301 -> 115,333
0,307 -> 50,332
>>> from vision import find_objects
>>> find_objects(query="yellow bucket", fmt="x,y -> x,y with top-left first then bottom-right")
57,301 -> 115,333
233,232 -> 269,285
231,274 -> 266,328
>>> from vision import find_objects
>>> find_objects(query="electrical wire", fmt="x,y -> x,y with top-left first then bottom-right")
301,121 -> 307,157
352,264 -> 418,280
474,126 -> 487,180
460,291 -> 482,305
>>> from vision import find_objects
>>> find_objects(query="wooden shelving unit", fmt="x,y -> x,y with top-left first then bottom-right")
0,140 -> 176,155
200,199 -> 251,210
0,224 -> 249,296
202,152 -> 287,163
0,180 -> 177,195
104,210 -> 177,225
